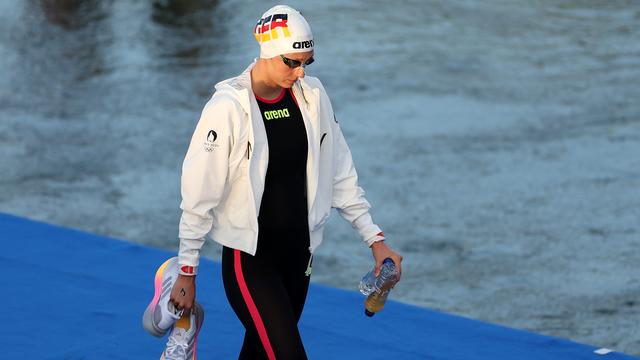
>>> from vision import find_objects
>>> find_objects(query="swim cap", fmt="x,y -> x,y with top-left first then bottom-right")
254,5 -> 314,59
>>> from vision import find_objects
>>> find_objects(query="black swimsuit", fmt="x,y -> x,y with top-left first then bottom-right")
221,88 -> 311,359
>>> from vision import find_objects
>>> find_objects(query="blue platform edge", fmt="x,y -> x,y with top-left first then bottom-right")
1,212 -> 636,360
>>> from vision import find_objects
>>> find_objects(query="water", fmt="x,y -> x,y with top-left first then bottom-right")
360,258 -> 399,316
359,258 -> 399,296
1,0 -> 639,354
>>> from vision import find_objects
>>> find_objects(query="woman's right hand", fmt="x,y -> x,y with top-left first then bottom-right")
170,274 -> 197,314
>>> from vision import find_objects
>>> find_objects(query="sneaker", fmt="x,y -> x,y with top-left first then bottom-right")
143,257 -> 184,337
160,302 -> 205,360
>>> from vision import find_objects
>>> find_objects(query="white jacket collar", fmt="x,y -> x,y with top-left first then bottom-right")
213,59 -> 319,113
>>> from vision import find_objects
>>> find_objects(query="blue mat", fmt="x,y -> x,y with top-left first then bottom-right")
1,212 -> 636,359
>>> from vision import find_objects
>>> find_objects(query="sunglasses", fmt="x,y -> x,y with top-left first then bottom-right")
280,55 -> 315,69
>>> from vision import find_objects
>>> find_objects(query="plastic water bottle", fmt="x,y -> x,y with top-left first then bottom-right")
359,258 -> 398,317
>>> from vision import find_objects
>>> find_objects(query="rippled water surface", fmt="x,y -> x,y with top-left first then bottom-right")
1,0 -> 639,354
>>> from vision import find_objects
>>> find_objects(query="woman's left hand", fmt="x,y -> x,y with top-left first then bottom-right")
370,240 -> 403,281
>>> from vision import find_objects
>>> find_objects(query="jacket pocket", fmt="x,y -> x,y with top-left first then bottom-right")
224,163 -> 251,229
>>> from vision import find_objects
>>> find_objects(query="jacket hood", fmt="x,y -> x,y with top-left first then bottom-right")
214,60 -> 254,93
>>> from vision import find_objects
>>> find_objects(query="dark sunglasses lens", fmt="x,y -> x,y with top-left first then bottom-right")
282,56 -> 313,68
282,56 -> 300,68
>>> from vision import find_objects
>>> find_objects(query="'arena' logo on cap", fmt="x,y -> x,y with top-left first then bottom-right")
255,14 -> 290,43
293,40 -> 313,49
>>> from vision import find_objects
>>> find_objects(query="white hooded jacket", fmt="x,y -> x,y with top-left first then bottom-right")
178,62 -> 384,269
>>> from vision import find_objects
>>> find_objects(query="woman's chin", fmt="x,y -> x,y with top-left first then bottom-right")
281,80 -> 295,88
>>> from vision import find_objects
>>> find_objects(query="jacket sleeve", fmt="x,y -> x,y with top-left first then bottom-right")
178,94 -> 238,269
329,102 -> 385,247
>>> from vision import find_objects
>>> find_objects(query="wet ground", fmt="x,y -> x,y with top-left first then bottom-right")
1,0 -> 639,354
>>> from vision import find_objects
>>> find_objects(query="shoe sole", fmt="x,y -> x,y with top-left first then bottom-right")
143,257 -> 178,337
160,302 -> 205,360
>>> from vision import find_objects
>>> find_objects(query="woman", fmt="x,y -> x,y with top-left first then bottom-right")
170,5 -> 403,359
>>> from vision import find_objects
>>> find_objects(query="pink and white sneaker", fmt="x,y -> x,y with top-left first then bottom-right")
160,302 -> 205,360
142,257 -> 183,337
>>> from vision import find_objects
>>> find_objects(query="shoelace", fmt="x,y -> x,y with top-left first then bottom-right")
164,328 -> 188,360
